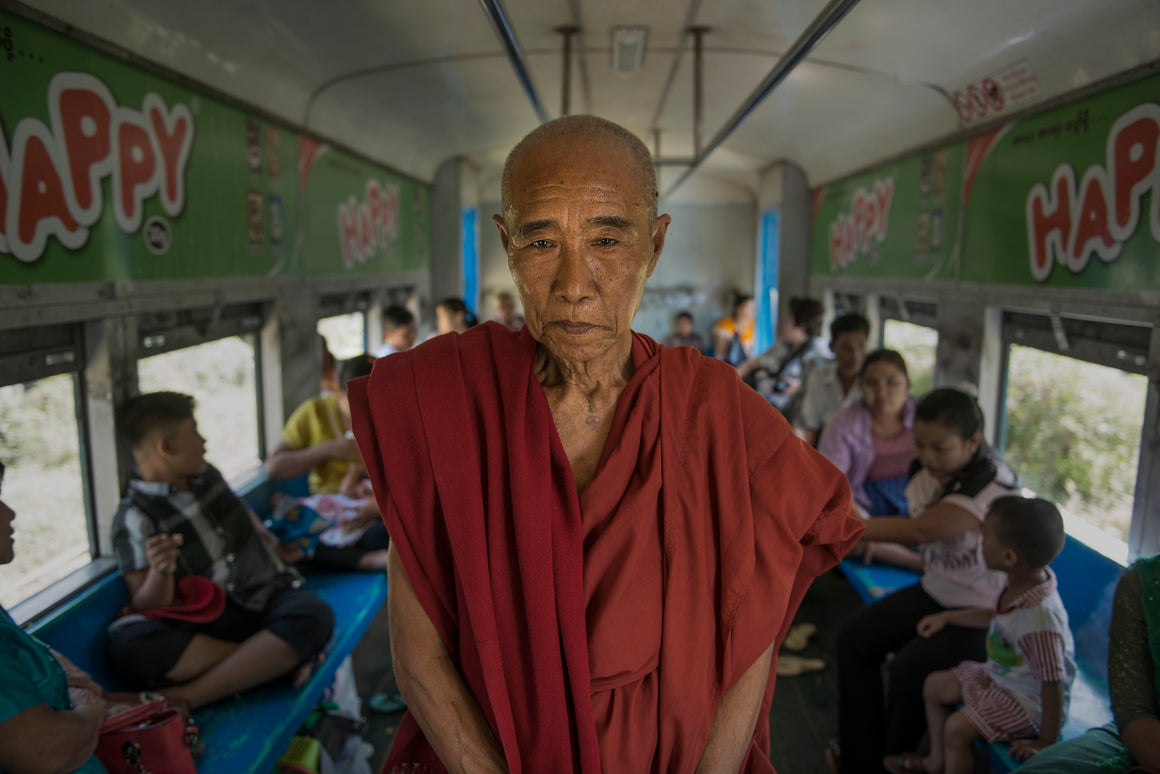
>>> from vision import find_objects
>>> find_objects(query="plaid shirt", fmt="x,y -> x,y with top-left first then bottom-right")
111,464 -> 300,611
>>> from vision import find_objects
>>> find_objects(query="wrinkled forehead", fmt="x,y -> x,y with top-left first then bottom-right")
502,135 -> 650,216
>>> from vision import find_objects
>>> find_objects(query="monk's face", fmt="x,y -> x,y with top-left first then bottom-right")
495,135 -> 670,365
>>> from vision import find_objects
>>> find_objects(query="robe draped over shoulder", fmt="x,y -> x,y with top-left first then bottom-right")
349,322 -> 861,774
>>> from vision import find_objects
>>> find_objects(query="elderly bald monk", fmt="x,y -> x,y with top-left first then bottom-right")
349,115 -> 862,773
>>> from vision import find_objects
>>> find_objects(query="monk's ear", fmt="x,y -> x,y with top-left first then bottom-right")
647,214 -> 671,277
493,214 -> 511,254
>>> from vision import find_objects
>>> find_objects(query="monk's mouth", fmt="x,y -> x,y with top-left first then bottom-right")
555,322 -> 595,335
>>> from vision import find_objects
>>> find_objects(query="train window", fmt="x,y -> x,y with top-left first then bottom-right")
138,335 -> 262,481
317,312 -> 367,359
1002,344 -> 1147,558
0,374 -> 90,607
881,320 -> 937,397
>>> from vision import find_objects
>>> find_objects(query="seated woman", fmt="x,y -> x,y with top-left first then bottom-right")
830,389 -> 1020,774
266,354 -> 389,572
819,350 -> 921,569
0,461 -> 150,774
737,297 -> 829,415
1018,554 -> 1160,773
711,294 -> 756,365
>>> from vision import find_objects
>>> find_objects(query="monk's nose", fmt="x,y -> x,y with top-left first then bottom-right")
553,245 -> 595,303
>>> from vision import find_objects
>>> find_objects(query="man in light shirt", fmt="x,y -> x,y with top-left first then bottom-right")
795,313 -> 870,445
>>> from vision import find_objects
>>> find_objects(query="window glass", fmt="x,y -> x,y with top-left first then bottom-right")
0,374 -> 89,608
138,335 -> 261,481
882,319 -> 937,397
317,312 -> 366,360
1003,344 -> 1146,552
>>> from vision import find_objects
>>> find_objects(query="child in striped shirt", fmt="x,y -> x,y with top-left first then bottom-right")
885,496 -> 1076,774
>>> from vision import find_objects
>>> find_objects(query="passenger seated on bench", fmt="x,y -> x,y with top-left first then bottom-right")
106,393 -> 335,710
795,313 -> 870,446
0,461 -> 152,774
830,388 -> 1020,774
266,354 -> 391,572
1017,554 -> 1160,774
819,349 -> 921,570
883,496 -> 1074,774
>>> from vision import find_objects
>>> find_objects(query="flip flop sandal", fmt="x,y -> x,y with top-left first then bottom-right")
783,622 -> 818,651
776,654 -> 826,676
883,753 -> 928,774
368,691 -> 407,714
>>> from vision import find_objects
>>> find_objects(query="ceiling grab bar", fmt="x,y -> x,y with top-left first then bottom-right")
664,0 -> 862,197
478,0 -> 551,124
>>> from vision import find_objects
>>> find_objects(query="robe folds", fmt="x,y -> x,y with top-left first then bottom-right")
349,322 -> 862,774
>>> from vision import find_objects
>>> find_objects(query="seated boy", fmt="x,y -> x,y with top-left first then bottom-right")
884,496 -> 1076,774
106,392 -> 335,709
265,354 -> 388,571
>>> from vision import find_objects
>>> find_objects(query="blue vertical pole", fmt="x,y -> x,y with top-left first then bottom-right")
461,207 -> 480,320
754,208 -> 780,353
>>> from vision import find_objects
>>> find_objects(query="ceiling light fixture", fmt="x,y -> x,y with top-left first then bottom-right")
611,26 -> 649,77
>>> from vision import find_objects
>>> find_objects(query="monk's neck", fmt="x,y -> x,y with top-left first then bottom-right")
534,341 -> 634,396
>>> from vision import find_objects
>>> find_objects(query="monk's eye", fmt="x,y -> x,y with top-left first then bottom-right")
530,239 -> 553,249
593,237 -> 619,247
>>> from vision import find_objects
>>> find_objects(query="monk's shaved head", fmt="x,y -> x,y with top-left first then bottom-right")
500,115 -> 658,221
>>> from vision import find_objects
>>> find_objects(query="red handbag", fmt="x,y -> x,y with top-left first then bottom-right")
117,575 -> 227,624
96,698 -> 198,774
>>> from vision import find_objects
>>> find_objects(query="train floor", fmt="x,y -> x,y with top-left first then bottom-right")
351,567 -> 870,774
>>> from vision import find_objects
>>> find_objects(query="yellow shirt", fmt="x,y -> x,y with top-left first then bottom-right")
281,395 -> 349,494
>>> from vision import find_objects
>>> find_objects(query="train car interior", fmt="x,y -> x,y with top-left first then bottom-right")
2,0 -> 1159,771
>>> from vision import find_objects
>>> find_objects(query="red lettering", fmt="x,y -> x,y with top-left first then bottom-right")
18,134 -> 79,246
1110,112 -> 1158,236
381,184 -> 399,241
337,200 -> 360,268
829,219 -> 844,270
1071,172 -> 1117,265
1025,166 -> 1074,281
115,120 -> 157,232
147,101 -> 192,213
367,182 -> 385,248
357,203 -> 374,259
873,180 -> 894,240
58,87 -> 111,216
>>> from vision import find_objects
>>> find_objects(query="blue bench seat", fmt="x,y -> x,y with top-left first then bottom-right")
28,569 -> 386,774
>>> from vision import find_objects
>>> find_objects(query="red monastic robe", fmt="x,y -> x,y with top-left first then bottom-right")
349,322 -> 861,774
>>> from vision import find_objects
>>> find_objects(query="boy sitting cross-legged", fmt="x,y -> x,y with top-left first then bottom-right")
106,392 -> 335,709
885,496 -> 1076,774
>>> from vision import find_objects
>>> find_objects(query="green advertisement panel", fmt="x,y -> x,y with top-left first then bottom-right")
299,139 -> 429,276
809,144 -> 964,281
960,73 -> 1160,290
0,10 -> 428,285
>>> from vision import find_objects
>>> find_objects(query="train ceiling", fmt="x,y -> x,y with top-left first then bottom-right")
19,0 -> 1160,199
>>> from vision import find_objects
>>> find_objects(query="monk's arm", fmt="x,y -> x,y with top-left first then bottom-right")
695,642 -> 774,773
386,545 -> 508,774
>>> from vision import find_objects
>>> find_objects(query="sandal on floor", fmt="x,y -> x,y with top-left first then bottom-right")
883,753 -> 928,774
368,691 -> 407,714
